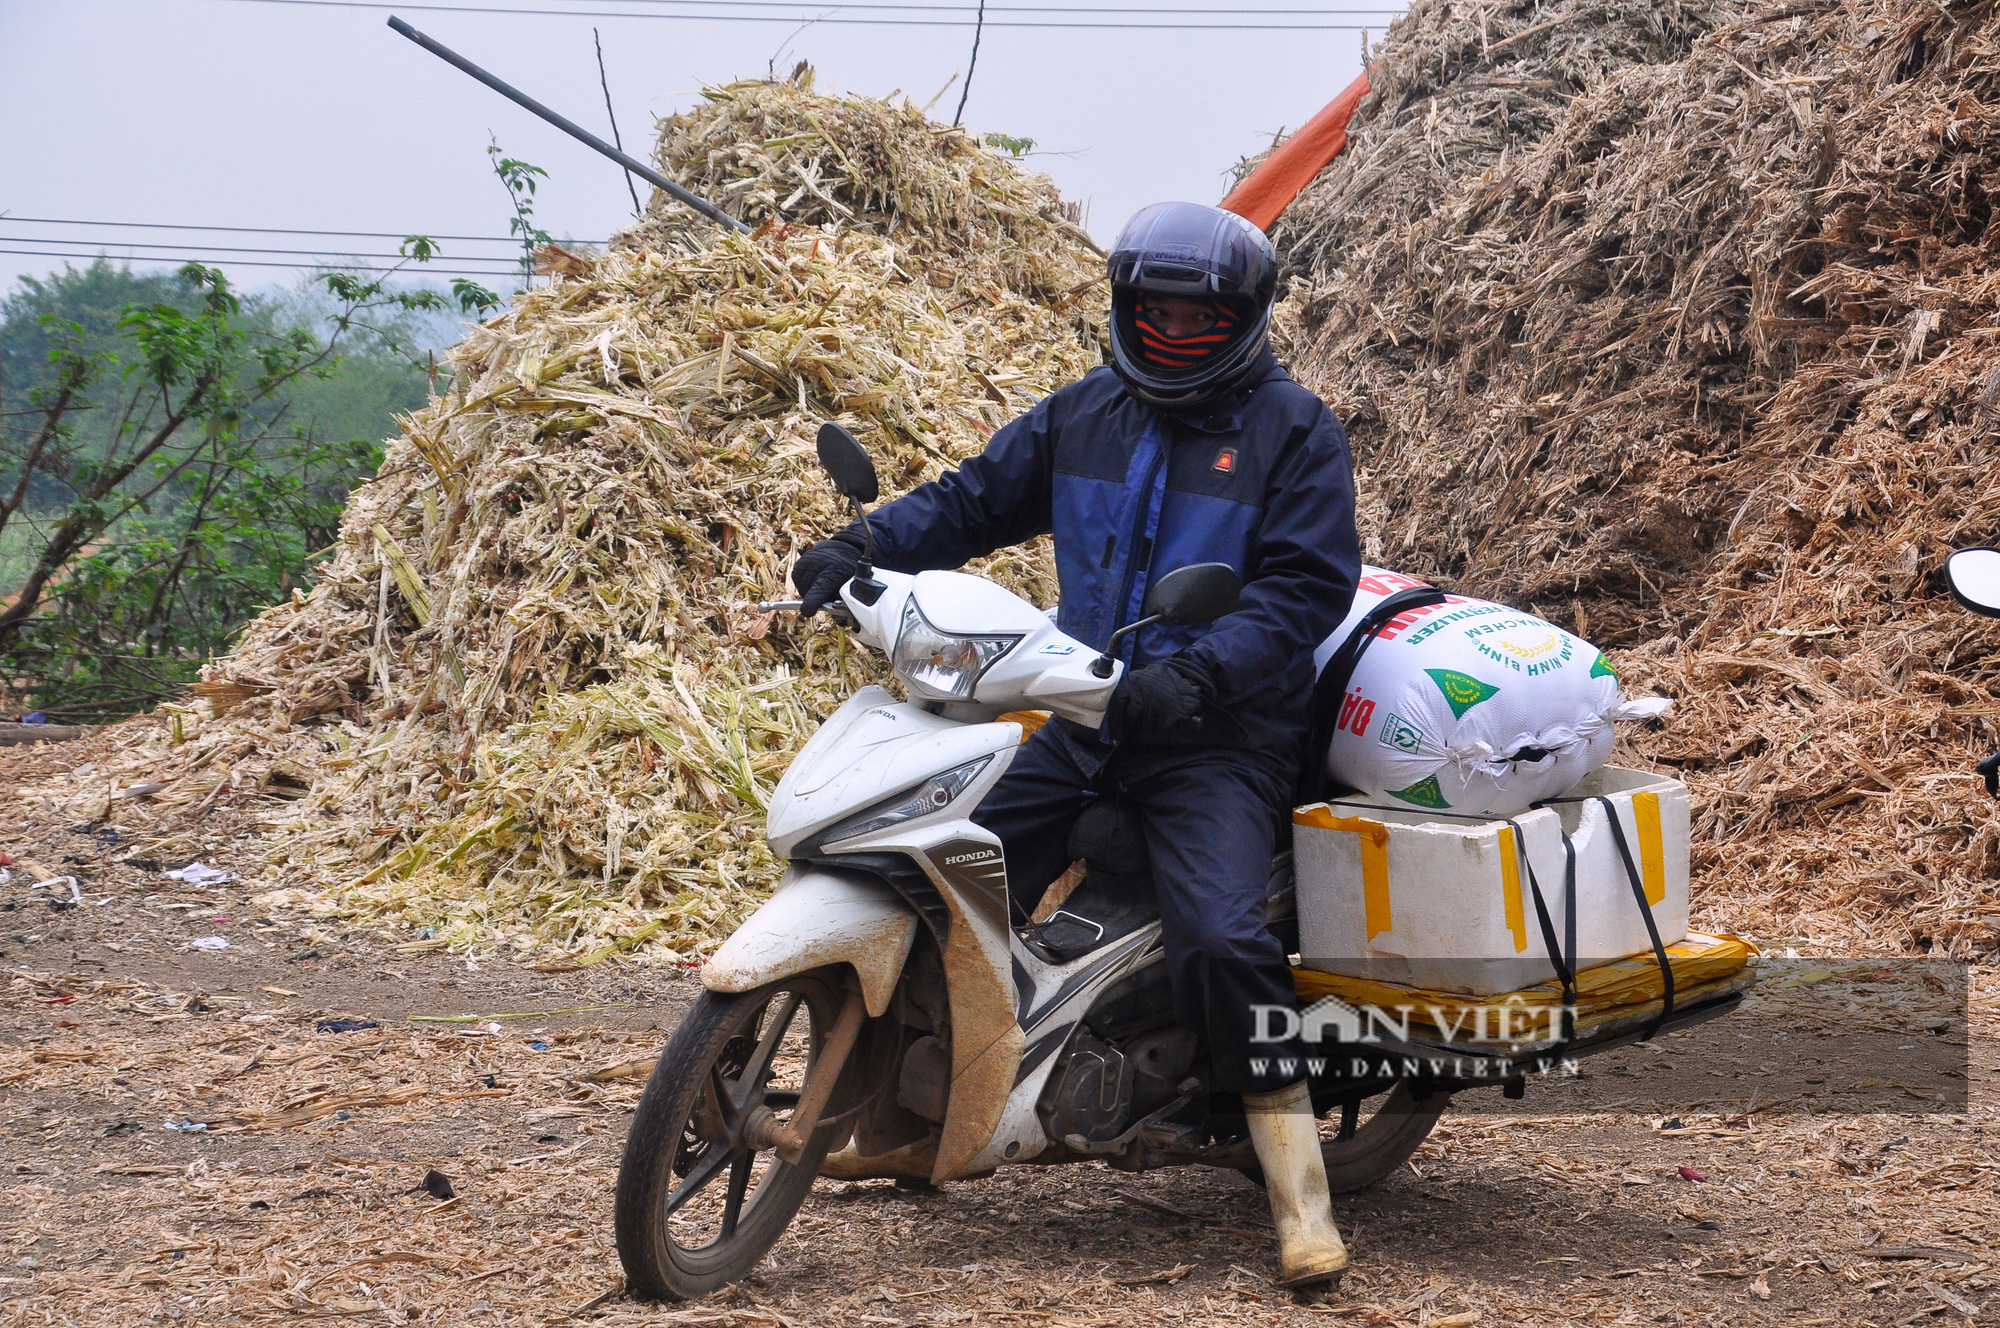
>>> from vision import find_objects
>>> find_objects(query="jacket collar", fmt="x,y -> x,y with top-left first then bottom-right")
1156,348 -> 1287,434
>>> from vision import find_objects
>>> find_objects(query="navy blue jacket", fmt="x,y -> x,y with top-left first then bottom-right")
859,351 -> 1361,761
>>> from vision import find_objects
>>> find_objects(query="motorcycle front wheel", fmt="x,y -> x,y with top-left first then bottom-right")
615,970 -> 846,1301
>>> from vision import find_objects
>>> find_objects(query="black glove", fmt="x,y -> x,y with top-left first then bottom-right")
1106,655 -> 1215,744
791,530 -> 866,618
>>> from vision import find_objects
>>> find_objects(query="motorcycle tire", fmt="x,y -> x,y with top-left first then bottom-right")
615,970 -> 847,1301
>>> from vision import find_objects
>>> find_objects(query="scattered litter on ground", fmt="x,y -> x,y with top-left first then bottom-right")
162,862 -> 230,887
580,1056 -> 656,1083
407,1005 -> 618,1024
1869,1246 -> 1984,1264
161,1120 -> 208,1133
32,876 -> 83,907
315,1019 -> 380,1034
188,936 -> 230,951
1114,1263 -> 1197,1287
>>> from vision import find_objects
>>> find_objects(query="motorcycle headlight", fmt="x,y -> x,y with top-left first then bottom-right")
821,755 -> 994,846
893,597 -> 1021,700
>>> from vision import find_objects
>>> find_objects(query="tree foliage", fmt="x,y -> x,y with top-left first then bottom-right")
0,259 -> 457,720
490,136 -> 554,278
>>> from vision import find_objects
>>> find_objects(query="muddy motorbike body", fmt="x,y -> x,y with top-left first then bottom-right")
614,429 -> 1750,1300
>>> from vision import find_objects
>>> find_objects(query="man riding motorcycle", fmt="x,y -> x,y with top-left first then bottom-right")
790,201 -> 1362,1290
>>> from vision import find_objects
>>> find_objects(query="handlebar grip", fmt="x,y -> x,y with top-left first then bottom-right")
752,598 -> 853,628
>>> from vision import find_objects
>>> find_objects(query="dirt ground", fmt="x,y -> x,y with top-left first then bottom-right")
2,735 -> 1995,1327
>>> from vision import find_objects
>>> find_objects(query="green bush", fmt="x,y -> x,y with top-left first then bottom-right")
0,259 -> 457,721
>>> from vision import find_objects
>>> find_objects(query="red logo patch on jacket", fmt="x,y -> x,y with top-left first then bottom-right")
1213,447 -> 1237,474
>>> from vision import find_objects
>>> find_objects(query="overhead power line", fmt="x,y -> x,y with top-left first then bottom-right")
222,0 -> 1384,30
384,0 -> 1405,11
0,247 -> 526,280
0,216 -> 606,245
1,235 -> 532,266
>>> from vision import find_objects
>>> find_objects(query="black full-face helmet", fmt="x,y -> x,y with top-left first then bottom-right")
1106,201 -> 1279,411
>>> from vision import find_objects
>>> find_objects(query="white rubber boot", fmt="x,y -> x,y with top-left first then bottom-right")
1243,1079 -> 1348,1290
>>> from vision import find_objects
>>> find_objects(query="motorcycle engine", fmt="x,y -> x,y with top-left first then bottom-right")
1044,1032 -> 1133,1144
1124,1026 -> 1198,1116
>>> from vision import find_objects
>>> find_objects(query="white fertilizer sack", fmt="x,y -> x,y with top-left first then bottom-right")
1313,568 -> 1671,816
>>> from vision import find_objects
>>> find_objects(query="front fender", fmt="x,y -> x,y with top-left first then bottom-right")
701,865 -> 918,1017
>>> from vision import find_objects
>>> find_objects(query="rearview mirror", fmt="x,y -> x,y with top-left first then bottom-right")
1090,562 -> 1241,678
1143,562 -> 1241,626
816,421 -> 879,504
1947,547 -> 2000,618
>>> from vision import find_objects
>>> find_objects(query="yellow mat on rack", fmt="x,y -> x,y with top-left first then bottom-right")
1292,932 -> 1757,1038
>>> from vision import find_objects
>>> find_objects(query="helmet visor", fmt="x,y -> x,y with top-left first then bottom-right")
1125,295 -> 1248,375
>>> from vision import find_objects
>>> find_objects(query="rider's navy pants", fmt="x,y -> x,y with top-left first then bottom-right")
970,717 -> 1308,1095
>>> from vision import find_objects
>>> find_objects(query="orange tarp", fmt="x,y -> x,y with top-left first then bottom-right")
1219,71 -> 1370,233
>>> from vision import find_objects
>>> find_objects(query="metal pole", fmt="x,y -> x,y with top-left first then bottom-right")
387,17 -> 750,236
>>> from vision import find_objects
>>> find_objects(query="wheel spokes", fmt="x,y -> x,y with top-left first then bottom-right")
1337,1098 -> 1359,1141
706,1063 -> 746,1143
665,1138 -> 740,1216
732,990 -> 802,1111
719,1151 -> 754,1239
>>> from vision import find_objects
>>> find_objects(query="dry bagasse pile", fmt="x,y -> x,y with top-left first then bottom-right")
1272,0 -> 2000,955
48,72 -> 1105,960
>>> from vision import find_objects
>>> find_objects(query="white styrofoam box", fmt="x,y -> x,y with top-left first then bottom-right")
1293,765 -> 1690,996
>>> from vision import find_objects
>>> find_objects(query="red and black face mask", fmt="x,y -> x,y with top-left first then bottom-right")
1132,298 -> 1243,372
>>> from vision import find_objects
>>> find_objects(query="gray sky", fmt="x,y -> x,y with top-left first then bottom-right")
0,1 -> 1390,298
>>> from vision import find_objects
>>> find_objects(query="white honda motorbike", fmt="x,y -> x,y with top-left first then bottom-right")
614,425 -> 1746,1300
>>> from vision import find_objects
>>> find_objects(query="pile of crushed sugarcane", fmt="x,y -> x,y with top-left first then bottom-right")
1272,0 -> 2000,957
65,72 -> 1106,960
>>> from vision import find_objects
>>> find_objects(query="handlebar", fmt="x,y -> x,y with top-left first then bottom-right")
754,599 -> 853,627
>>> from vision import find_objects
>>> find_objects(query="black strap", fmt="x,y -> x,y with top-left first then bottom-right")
1594,795 -> 1675,1039
1298,587 -> 1450,806
1518,824 -> 1577,1048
